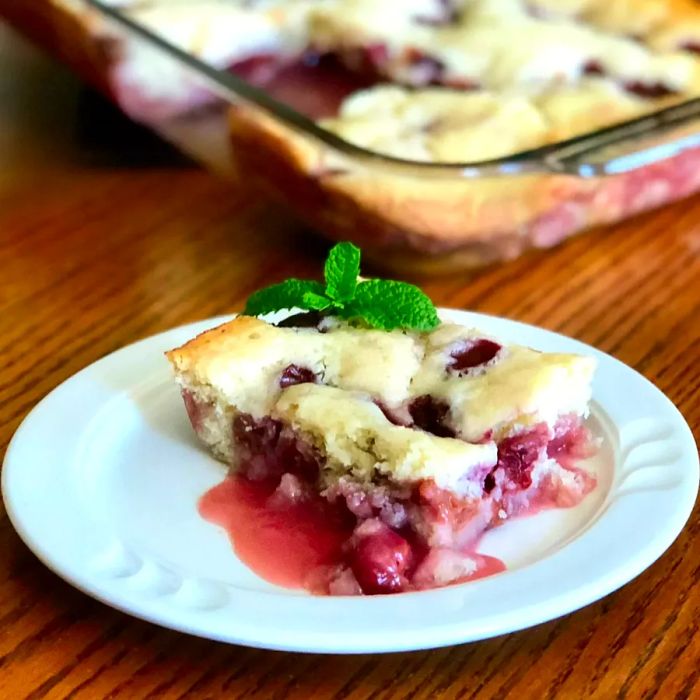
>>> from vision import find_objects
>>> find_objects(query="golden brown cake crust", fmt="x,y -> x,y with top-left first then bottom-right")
165,316 -> 265,373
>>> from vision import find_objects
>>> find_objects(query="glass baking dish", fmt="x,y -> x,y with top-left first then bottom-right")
8,0 -> 700,274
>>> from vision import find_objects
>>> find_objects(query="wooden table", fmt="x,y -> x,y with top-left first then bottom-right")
1,21 -> 699,700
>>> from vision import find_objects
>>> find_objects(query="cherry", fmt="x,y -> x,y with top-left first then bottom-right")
279,364 -> 317,388
680,41 -> 700,55
496,426 -> 548,490
449,339 -> 501,374
408,396 -> 455,438
181,389 -> 209,433
583,59 -> 605,76
232,414 -> 322,483
624,80 -> 675,98
350,526 -> 412,594
364,43 -> 389,69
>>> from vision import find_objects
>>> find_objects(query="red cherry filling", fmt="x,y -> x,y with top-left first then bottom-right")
623,80 -> 676,99
365,43 -> 390,69
449,339 -> 501,374
482,418 -> 594,492
418,480 -> 481,528
206,375 -> 596,595
330,43 -> 391,81
229,53 -> 281,84
547,416 -> 596,467
443,77 -> 480,90
181,389 -> 210,433
495,424 -> 549,490
583,59 -> 605,76
232,414 -> 322,483
680,41 -> 700,55
279,364 -> 318,388
408,395 -> 455,438
579,60 -> 676,100
350,521 -> 413,594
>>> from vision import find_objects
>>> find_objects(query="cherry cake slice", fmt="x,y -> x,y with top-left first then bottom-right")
166,315 -> 598,595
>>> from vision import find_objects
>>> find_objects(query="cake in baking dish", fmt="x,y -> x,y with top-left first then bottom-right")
50,0 -> 700,269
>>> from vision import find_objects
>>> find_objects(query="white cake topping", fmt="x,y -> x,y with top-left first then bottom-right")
319,77 -> 661,162
275,384 -> 497,493
411,323 -> 595,441
168,316 -> 422,417
321,87 -> 550,162
74,0 -> 700,154
168,315 -> 596,491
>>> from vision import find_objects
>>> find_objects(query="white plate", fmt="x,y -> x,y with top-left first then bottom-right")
3,311 -> 698,653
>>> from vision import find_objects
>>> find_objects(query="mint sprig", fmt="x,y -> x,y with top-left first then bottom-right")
243,242 -> 439,332
244,279 -> 326,317
344,279 -> 439,331
324,240 -> 360,302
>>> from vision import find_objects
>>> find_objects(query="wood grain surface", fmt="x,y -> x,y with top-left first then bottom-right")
1,22 -> 699,700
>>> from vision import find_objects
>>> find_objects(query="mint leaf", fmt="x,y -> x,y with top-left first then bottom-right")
243,242 -> 440,332
324,242 -> 360,302
244,279 -> 325,316
302,291 -> 333,311
341,279 -> 440,331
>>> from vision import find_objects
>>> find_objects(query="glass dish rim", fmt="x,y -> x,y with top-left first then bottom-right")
87,0 -> 700,180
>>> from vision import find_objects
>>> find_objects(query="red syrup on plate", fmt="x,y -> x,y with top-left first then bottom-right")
199,473 -> 506,595
199,474 -> 354,589
194,413 -> 596,594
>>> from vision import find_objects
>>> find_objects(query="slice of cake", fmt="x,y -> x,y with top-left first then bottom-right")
167,315 -> 597,594
166,243 -> 598,594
